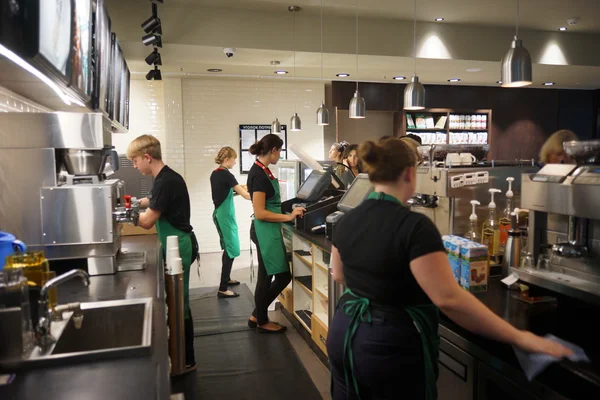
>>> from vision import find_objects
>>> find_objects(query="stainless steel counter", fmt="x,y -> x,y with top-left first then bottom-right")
0,235 -> 170,400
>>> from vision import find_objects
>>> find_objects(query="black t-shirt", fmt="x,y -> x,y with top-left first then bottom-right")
210,168 -> 239,208
149,165 -> 193,233
247,162 -> 275,201
332,198 -> 445,309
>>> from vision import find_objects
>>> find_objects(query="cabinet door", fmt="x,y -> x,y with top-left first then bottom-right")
437,338 -> 476,400
477,363 -> 538,400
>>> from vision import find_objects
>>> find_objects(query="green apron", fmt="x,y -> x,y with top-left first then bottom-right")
213,186 -> 240,259
334,192 -> 441,400
156,217 -> 193,316
252,161 -> 289,275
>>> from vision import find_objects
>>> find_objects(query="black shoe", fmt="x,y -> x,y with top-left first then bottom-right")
228,280 -> 241,286
218,291 -> 240,299
257,324 -> 287,334
248,319 -> 258,329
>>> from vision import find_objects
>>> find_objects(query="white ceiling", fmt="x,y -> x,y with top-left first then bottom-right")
107,0 -> 600,89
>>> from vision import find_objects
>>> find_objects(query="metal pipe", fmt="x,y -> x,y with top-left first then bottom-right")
165,271 -> 186,376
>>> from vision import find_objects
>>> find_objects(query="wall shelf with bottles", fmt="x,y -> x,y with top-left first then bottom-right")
402,108 -> 492,147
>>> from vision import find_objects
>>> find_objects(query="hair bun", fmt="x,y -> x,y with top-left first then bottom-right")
358,140 -> 383,166
248,141 -> 263,155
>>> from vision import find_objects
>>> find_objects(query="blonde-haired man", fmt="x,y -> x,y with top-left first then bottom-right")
127,134 -> 197,373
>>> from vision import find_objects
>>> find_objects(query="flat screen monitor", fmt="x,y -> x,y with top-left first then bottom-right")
337,173 -> 373,213
110,33 -> 122,122
94,0 -> 111,114
39,0 -> 72,75
70,0 -> 93,96
296,170 -> 330,202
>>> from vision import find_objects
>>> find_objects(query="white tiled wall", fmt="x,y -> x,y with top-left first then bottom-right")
177,78 -> 325,253
0,86 -> 50,113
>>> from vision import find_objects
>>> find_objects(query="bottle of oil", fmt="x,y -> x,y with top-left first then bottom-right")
465,200 -> 481,242
482,189 -> 501,259
499,177 -> 515,252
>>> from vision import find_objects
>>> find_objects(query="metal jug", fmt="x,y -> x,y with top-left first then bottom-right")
0,232 -> 26,270
502,213 -> 522,278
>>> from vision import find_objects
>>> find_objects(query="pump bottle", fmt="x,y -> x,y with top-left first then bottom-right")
499,177 -> 515,252
482,188 -> 501,258
465,200 -> 481,242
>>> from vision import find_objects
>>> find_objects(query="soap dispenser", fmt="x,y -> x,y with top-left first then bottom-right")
499,177 -> 515,252
465,200 -> 481,242
482,188 -> 501,258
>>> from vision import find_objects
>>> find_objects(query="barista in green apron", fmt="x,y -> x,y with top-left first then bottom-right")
327,138 -> 573,399
245,134 -> 305,333
126,134 -> 199,373
210,147 -> 250,298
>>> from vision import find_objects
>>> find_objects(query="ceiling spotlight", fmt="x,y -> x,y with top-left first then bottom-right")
393,76 -> 406,80
142,34 -> 162,47
146,66 -> 162,81
336,73 -> 350,77
559,27 -> 567,31
141,16 -> 161,34
207,68 -> 222,72
448,78 -> 461,82
435,17 -> 444,22
275,70 -> 288,75
145,49 -> 161,66
543,82 -> 555,86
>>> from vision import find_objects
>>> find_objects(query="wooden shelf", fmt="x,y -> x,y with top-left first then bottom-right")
313,312 -> 329,329
315,262 -> 328,273
449,128 -> 488,131
295,276 -> 313,295
294,310 -> 312,333
406,128 -> 446,131
293,251 -> 313,269
315,286 -> 328,299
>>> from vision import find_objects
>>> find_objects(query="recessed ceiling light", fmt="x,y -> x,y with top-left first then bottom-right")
448,78 -> 461,82
336,73 -> 350,77
435,17 -> 444,22
559,27 -> 567,31
543,82 -> 555,86
496,80 -> 503,84
275,70 -> 288,75
207,68 -> 222,72
393,76 -> 406,80
466,68 -> 482,72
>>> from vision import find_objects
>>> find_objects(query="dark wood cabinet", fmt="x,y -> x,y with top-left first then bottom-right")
438,338 -> 477,400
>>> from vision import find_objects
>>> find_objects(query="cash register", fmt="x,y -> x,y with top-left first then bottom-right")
325,173 -> 374,240
281,169 -> 345,233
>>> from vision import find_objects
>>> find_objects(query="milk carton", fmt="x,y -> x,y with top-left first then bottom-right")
460,242 -> 490,293
444,235 -> 466,283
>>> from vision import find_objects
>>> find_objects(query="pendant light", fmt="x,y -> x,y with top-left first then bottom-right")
270,61 -> 282,134
316,0 -> 330,126
348,0 -> 365,119
289,6 -> 302,131
501,0 -> 532,87
404,0 -> 425,110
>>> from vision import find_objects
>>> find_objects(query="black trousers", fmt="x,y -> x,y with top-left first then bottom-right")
327,307 -> 426,399
219,251 -> 234,292
250,224 -> 291,325
184,233 -> 199,366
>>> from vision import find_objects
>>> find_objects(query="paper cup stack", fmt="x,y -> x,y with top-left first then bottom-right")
166,235 -> 183,275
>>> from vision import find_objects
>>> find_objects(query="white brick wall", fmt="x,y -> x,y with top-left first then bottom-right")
0,86 -> 50,113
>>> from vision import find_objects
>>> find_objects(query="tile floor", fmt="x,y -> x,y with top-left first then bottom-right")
190,251 -> 330,400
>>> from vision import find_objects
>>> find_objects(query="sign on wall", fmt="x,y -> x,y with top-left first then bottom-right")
239,124 -> 288,174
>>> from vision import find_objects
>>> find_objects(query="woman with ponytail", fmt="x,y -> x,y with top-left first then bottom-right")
246,134 -> 305,333
327,138 -> 572,399
210,146 -> 250,298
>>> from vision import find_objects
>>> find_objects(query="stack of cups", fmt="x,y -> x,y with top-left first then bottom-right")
166,236 -> 181,275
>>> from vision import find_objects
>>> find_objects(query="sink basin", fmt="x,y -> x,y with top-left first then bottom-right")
20,298 -> 153,367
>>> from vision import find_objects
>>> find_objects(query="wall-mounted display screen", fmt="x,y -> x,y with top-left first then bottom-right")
110,33 -> 122,121
119,57 -> 130,128
39,0 -> 72,75
94,0 -> 111,113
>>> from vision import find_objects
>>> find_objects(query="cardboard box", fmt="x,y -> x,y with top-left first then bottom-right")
460,243 -> 490,293
277,286 -> 293,312
121,222 -> 157,236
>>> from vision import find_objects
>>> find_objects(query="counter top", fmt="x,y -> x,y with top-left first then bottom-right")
283,223 -> 332,252
0,236 -> 170,400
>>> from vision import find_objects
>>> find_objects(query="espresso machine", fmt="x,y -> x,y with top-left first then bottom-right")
0,112 -> 141,275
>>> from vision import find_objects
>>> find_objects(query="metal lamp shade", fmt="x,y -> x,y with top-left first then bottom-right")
290,113 -> 302,131
349,90 -> 366,119
316,103 -> 330,125
501,38 -> 532,88
271,118 -> 281,134
403,76 -> 425,110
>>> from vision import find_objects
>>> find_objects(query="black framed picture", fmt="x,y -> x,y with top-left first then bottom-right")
239,125 -> 288,174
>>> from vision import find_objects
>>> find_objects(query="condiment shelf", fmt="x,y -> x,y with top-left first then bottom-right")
295,275 -> 313,294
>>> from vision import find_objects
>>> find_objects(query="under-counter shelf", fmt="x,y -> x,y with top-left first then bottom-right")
315,262 -> 328,273
315,286 -> 328,300
295,276 -> 313,294
294,251 -> 313,269
295,309 -> 312,331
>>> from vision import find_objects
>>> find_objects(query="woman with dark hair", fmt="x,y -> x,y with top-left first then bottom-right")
340,144 -> 363,187
327,138 -> 572,399
246,134 -> 306,333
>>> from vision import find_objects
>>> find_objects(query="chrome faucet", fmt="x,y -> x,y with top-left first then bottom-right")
35,269 -> 90,346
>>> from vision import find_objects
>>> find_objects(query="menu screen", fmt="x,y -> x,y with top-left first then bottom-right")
39,0 -> 72,75
70,0 -> 93,95
95,0 -> 111,112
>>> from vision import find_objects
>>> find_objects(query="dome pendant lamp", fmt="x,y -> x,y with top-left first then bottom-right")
404,0 -> 425,110
289,6 -> 302,131
349,0 -> 365,119
316,0 -> 330,125
501,0 -> 532,87
271,117 -> 282,134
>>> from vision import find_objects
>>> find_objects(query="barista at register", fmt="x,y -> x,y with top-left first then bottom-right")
327,138 -> 573,399
126,134 -> 198,373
